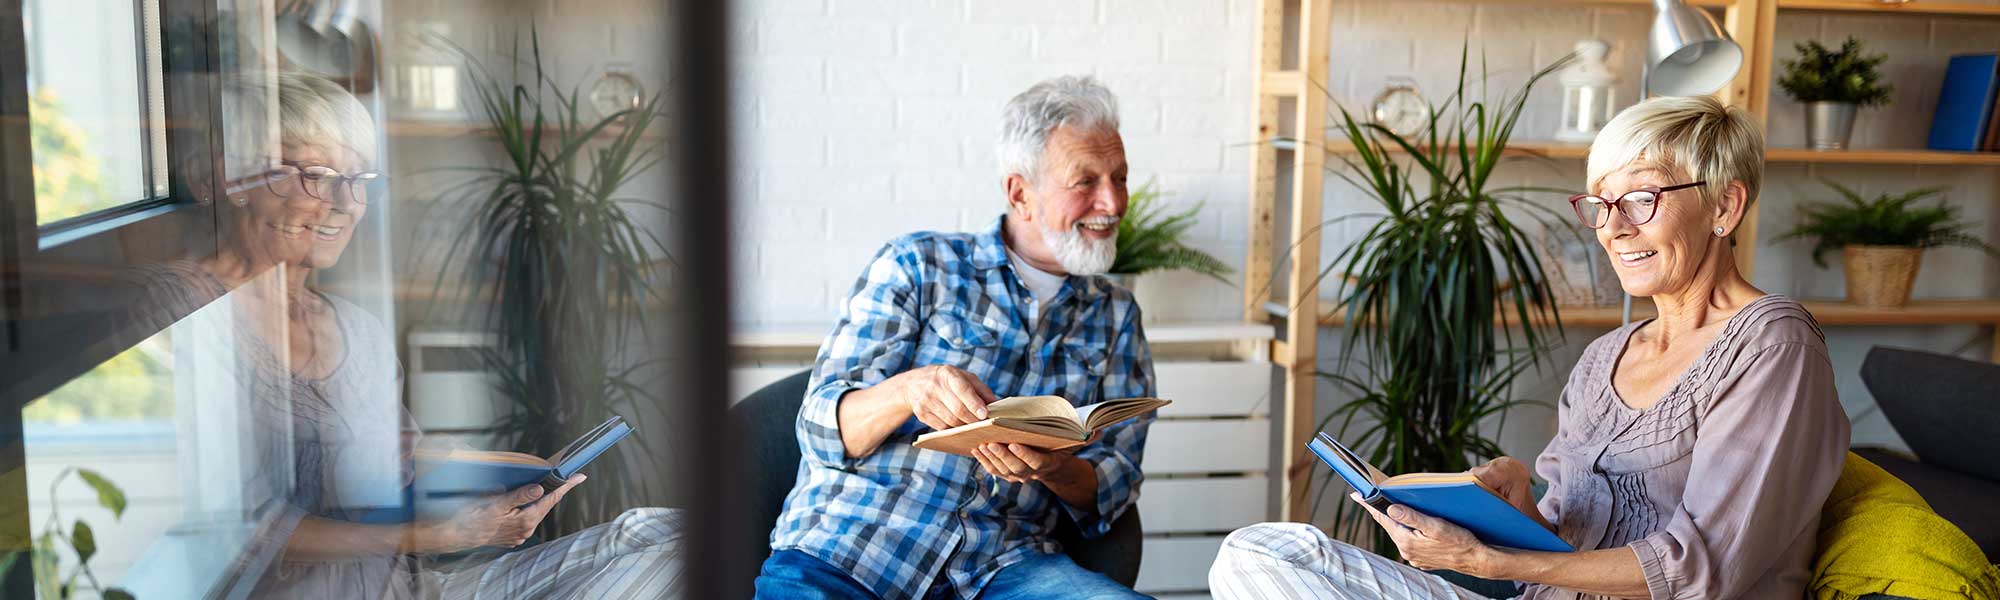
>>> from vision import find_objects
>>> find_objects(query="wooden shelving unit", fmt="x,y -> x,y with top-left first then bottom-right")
1325,139 -> 2000,165
1245,0 -> 2000,523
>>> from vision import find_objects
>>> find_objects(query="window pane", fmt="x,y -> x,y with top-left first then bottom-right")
24,0 -> 155,225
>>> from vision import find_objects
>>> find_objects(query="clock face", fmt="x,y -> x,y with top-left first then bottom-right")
589,71 -> 644,121
1371,87 -> 1430,137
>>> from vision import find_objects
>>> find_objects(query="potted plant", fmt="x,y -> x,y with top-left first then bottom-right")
1107,181 -> 1234,290
1777,180 -> 1999,307
426,33 -> 673,536
1777,37 -> 1892,151
1307,48 -> 1570,555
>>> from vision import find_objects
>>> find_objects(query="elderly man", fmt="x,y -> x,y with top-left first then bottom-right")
754,75 -> 1156,600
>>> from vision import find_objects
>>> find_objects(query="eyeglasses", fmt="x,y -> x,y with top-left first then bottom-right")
1567,181 -> 1704,229
260,160 -> 387,205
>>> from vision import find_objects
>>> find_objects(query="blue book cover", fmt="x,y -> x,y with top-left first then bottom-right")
1309,432 -> 1573,553
1928,53 -> 2000,152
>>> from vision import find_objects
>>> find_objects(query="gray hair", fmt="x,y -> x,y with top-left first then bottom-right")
996,75 -> 1120,183
1587,95 -> 1763,212
218,70 -> 378,175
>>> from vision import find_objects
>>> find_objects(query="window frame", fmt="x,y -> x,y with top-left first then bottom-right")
1,0 -> 225,594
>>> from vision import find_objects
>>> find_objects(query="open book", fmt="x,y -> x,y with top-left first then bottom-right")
1309,431 -> 1574,553
414,416 -> 633,499
912,395 -> 1170,456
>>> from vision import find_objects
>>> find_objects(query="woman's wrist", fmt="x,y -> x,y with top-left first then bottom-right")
1470,545 -> 1523,581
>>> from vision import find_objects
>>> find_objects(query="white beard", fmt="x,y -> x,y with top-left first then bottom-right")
1042,221 -> 1117,275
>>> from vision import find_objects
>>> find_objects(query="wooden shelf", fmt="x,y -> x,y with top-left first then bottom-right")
386,120 -> 663,140
1322,139 -> 2000,166
1777,0 -> 2000,17
1306,297 -> 2000,328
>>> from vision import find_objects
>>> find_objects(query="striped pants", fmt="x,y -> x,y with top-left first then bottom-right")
434,507 -> 687,599
1209,523 -> 1505,600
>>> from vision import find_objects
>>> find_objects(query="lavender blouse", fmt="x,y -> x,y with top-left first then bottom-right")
1521,295 -> 1850,600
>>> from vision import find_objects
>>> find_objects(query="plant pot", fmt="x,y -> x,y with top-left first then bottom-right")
1843,245 -> 1922,307
1805,101 -> 1857,150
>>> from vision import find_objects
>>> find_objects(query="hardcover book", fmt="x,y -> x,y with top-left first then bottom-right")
1927,53 -> 2000,152
1309,431 -> 1574,553
912,395 -> 1169,456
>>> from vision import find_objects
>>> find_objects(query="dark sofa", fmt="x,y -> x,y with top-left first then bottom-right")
1855,346 -> 2000,559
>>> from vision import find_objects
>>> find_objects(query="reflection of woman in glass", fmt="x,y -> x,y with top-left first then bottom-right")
133,71 -> 683,598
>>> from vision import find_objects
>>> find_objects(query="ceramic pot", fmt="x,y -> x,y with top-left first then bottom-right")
1843,245 -> 1921,307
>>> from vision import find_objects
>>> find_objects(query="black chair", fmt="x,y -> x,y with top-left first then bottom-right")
729,370 -> 1143,589
1856,346 -> 2000,559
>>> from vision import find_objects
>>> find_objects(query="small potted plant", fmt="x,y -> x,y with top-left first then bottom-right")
1777,180 -> 1999,307
1777,37 -> 1892,150
1108,181 -> 1233,289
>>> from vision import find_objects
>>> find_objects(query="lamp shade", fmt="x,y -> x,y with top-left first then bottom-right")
1646,0 -> 1743,96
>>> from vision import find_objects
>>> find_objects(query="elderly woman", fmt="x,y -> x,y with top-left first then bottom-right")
1210,96 -> 1851,600
128,71 -> 684,599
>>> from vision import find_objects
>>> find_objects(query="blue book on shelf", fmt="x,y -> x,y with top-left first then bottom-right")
1308,432 -> 1574,553
1928,53 -> 2000,152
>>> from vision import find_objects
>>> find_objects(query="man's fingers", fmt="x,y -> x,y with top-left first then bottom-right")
1004,444 -> 1050,471
961,372 -> 1000,405
942,376 -> 987,422
989,443 -> 1031,474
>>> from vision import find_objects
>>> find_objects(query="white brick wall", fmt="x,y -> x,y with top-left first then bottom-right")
730,0 -> 1258,328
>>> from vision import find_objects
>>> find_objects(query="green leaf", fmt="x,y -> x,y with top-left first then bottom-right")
74,470 -> 125,520
68,521 -> 93,565
103,589 -> 136,600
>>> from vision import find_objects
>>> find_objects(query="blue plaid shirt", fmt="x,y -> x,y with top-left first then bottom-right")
769,215 -> 1156,600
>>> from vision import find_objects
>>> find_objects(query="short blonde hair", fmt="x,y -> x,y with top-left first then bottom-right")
1586,95 -> 1763,211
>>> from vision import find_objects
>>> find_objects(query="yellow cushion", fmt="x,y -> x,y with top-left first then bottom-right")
1811,452 -> 2000,600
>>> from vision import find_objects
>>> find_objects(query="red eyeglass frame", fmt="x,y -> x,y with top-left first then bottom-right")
1567,181 -> 1705,228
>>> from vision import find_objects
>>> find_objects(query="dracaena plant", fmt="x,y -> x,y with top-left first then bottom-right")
1778,37 -> 1893,106
1306,47 -> 1573,557
425,31 -> 672,538
1777,180 -> 2000,267
1110,181 -> 1234,283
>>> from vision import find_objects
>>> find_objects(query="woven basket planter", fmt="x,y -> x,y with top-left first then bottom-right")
1843,245 -> 1922,307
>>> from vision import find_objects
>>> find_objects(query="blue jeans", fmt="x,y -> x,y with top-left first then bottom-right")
754,549 -> 1151,600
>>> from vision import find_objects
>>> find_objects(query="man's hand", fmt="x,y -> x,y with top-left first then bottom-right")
971,443 -> 1068,483
1468,457 -> 1551,531
836,365 -> 998,458
885,365 -> 1000,431
430,475 -> 585,551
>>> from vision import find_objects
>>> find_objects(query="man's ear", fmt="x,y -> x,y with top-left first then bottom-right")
1004,174 -> 1033,223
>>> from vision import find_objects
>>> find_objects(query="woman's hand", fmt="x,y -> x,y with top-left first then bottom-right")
1468,457 -> 1551,531
1352,493 -> 1496,577
430,475 -> 586,552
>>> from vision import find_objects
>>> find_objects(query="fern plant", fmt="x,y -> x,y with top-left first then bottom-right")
1777,180 -> 1999,267
1308,47 -> 1572,557
1110,181 -> 1234,283
1777,37 -> 1892,106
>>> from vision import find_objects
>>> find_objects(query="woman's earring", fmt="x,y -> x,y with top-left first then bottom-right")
1714,226 -> 1726,237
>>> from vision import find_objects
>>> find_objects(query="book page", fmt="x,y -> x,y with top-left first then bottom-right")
985,396 -> 1084,427
1079,397 -> 1170,431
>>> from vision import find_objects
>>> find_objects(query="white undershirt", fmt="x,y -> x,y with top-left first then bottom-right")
1006,247 -> 1066,326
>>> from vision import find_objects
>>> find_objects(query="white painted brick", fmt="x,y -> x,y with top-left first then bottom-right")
741,130 -> 827,166
740,0 -> 827,19
962,135 -> 999,171
1103,0 -> 1226,28
900,23 -> 1034,59
1035,25 -> 1162,64
764,19 -> 896,58
1159,98 -> 1228,135
761,96 -> 895,131
828,58 -> 961,96
829,0 -> 963,21
968,0 -> 1096,25
1097,65 -> 1227,100
1120,96 -> 1164,133
741,57 -> 827,95
897,97 -> 1001,134
1125,134 -> 1225,172
1161,25 -> 1239,67
896,170 -> 998,205
763,167 -> 895,210
830,131 -> 963,167
964,60 -> 1097,98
